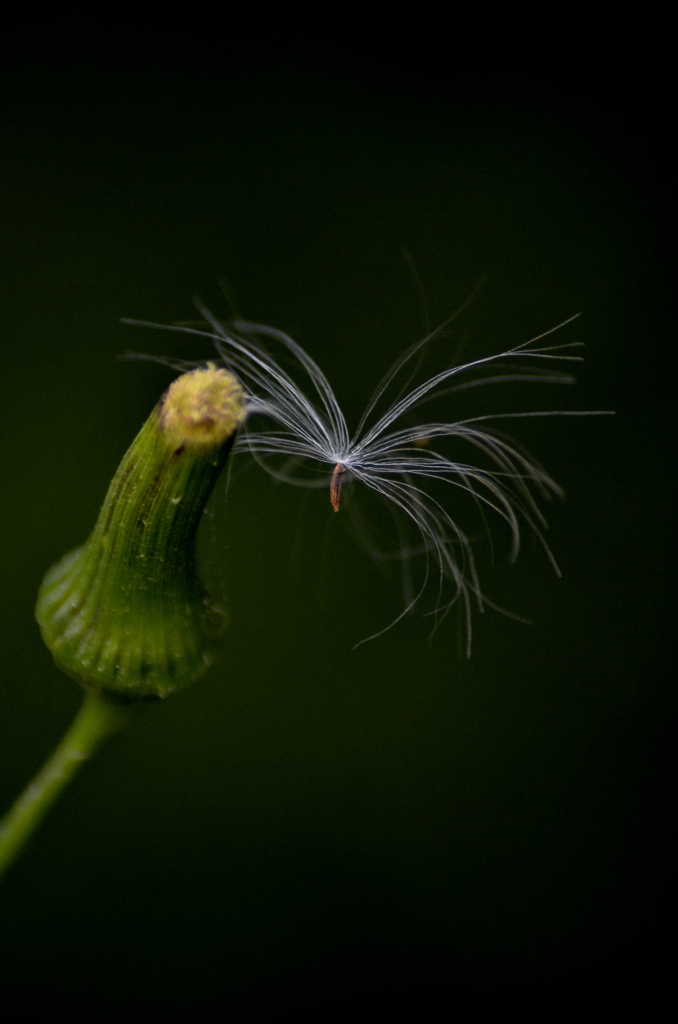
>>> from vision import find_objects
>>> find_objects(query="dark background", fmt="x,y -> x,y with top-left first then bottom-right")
0,30 -> 672,1010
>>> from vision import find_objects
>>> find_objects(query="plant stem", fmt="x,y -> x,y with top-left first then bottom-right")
0,691 -> 134,879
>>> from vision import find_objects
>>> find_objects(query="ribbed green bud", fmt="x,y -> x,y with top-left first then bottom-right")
36,364 -> 247,701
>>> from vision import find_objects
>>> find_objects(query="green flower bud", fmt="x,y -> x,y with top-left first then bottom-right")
36,364 -> 247,701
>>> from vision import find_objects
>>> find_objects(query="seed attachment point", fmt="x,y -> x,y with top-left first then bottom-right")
161,363 -> 246,453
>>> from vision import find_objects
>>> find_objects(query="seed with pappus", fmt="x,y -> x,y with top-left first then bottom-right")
126,302 -> 611,654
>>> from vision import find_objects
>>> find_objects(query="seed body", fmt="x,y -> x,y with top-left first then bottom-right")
330,463 -> 347,512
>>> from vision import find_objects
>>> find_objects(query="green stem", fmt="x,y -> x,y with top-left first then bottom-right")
0,691 -> 134,879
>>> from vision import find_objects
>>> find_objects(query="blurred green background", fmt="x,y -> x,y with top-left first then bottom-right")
0,37 -> 670,1008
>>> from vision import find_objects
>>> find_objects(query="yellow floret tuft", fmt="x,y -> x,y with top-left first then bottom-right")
161,363 -> 247,452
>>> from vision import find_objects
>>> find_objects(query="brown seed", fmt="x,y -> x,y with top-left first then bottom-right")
330,463 -> 347,512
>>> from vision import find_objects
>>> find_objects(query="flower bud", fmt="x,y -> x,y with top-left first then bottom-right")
36,365 -> 246,700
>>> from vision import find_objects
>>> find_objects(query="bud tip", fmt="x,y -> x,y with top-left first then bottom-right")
160,363 -> 246,451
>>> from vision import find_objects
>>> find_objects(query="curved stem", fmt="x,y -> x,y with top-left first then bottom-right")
0,691 -> 134,879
